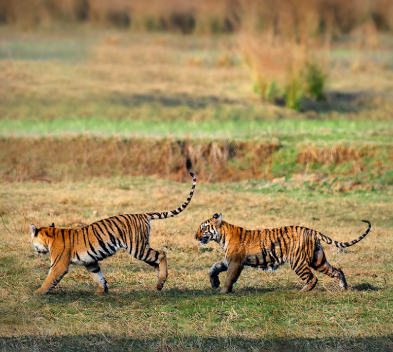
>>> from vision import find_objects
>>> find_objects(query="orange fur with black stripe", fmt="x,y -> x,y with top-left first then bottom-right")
30,173 -> 196,295
195,214 -> 371,293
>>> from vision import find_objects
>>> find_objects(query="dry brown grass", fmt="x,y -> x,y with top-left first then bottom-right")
0,177 -> 392,350
1,29 -> 393,120
2,134 -> 392,184
296,144 -> 382,166
0,34 -> 250,106
0,136 -> 278,183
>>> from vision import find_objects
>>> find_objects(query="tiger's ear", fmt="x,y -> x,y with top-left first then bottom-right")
30,224 -> 37,238
212,213 -> 223,226
50,223 -> 55,228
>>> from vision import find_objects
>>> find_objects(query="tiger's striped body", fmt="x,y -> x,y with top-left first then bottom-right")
31,173 -> 196,295
195,214 -> 371,293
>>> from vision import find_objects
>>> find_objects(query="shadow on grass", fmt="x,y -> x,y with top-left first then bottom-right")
111,93 -> 247,109
40,286 -> 278,304
2,334 -> 393,351
352,283 -> 382,291
302,91 -> 373,114
163,286 -> 277,296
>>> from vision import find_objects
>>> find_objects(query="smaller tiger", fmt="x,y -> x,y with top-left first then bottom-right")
195,214 -> 371,293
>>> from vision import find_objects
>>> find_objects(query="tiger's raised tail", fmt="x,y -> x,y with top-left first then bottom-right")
316,220 -> 371,248
147,172 -> 196,220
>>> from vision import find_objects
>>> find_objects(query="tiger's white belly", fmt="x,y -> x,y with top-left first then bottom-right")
70,251 -> 94,265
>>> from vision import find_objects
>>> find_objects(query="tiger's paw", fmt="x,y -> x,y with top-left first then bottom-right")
301,277 -> 318,292
156,281 -> 166,291
95,289 -> 108,295
210,275 -> 220,289
220,287 -> 232,294
34,288 -> 48,295
337,269 -> 348,290
95,284 -> 109,295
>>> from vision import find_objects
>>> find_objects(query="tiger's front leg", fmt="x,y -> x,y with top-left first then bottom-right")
34,263 -> 69,295
209,260 -> 228,289
221,257 -> 244,294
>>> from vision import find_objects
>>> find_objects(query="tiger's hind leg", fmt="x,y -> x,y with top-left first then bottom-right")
85,262 -> 108,294
311,247 -> 348,290
209,260 -> 228,289
292,262 -> 318,292
141,247 -> 168,291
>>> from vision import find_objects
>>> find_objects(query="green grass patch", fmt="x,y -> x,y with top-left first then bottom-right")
0,36 -> 90,61
0,118 -> 391,144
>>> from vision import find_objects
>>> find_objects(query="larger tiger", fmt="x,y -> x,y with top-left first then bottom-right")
195,214 -> 371,293
31,172 -> 196,295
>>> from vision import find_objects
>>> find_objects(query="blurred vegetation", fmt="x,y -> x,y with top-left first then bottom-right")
1,0 -> 393,35
306,62 -> 327,101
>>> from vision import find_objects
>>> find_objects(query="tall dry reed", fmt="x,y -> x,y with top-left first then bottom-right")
0,135 -> 279,183
1,0 -> 392,35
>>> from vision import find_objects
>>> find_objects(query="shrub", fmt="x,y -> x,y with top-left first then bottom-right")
306,62 -> 327,101
284,70 -> 305,111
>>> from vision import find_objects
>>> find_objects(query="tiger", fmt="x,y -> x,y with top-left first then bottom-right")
30,172 -> 196,295
195,213 -> 371,293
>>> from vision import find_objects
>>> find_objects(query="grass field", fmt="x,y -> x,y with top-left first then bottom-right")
1,119 -> 393,142
1,178 -> 393,351
0,27 -> 393,351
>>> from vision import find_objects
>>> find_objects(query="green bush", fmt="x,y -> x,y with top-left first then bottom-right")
306,62 -> 326,101
284,73 -> 304,111
252,74 -> 279,103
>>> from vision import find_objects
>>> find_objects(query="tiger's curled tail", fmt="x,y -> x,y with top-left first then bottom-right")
316,220 -> 371,248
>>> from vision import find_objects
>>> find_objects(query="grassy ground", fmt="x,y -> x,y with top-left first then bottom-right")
1,28 -> 393,351
1,29 -> 393,126
1,177 -> 393,351
1,119 -> 392,143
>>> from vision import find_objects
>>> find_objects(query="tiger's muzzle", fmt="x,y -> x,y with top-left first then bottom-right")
195,232 -> 211,246
33,244 -> 49,255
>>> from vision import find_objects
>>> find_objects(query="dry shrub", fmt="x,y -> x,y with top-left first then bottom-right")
237,0 -> 392,42
88,0 -> 130,28
236,1 -> 334,109
296,145 -> 380,165
193,0 -> 235,34
290,173 -> 377,193
0,136 -> 279,183
0,0 -> 48,28
130,0 -> 195,33
239,32 -> 326,110
45,0 -> 89,23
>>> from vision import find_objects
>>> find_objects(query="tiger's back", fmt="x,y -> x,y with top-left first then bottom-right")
232,226 -> 315,270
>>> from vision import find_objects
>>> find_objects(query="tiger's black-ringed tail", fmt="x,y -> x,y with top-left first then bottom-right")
147,172 -> 196,220
316,220 -> 371,248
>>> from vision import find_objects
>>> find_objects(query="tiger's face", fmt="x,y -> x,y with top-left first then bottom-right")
30,223 -> 54,255
195,213 -> 223,246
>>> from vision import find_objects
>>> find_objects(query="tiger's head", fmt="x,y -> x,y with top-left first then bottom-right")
30,223 -> 55,255
195,213 -> 223,246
